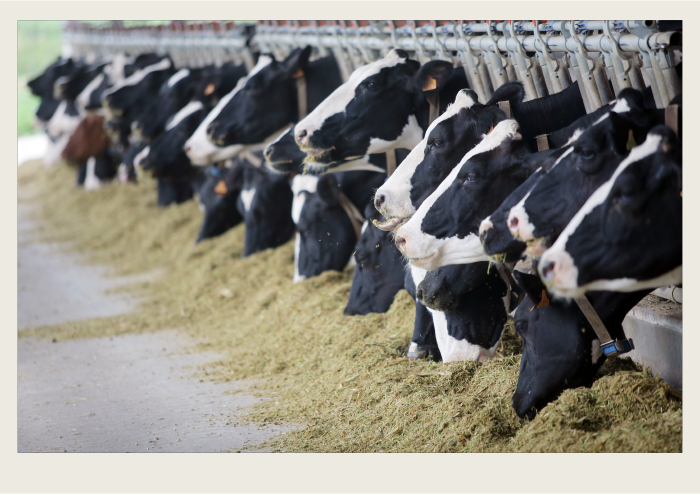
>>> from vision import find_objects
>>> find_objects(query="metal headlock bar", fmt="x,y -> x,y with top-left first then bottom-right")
63,20 -> 681,110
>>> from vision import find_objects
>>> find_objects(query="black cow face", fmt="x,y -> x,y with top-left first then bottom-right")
28,57 -> 75,98
416,262 -> 508,361
295,49 -> 455,169
55,62 -> 108,101
102,57 -> 174,118
195,164 -> 244,243
511,272 -> 602,420
264,127 -> 307,174
236,157 -> 295,257
373,89 -> 507,229
539,126 -> 682,297
344,204 -> 406,316
403,268 -> 440,361
206,48 -> 314,147
480,147 -> 571,263
396,120 -> 530,271
132,67 -> 207,141
507,95 -> 666,258
291,174 -> 357,282
139,107 -> 207,179
193,62 -> 248,108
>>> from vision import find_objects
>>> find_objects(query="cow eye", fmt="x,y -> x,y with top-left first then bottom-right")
430,139 -> 445,149
515,321 -> 527,336
462,172 -> 479,185
577,148 -> 595,160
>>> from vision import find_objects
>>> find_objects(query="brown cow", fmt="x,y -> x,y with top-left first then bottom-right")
62,114 -> 111,163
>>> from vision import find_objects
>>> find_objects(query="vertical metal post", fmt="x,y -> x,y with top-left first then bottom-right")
455,21 -> 489,103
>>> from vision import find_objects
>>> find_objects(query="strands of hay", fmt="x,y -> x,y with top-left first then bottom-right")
17,160 -> 682,452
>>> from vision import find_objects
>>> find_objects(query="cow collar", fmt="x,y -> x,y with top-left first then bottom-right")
573,295 -> 634,357
293,70 -> 308,121
337,192 -> 364,240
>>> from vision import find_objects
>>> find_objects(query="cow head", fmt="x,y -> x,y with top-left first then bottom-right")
264,127 -> 307,174
139,104 -> 207,179
195,164 -> 244,243
511,271 -> 603,420
236,157 -> 296,257
373,89 -> 506,231
395,119 -> 530,271
294,49 -> 454,170
101,57 -> 174,117
506,91 -> 664,258
206,48 -> 312,147
479,147 -> 573,263
344,203 -> 406,316
539,126 -> 682,297
291,173 -> 357,283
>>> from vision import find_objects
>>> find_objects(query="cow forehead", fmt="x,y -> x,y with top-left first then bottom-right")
382,90 -> 480,190
291,174 -> 319,195
102,58 -> 172,96
165,100 -> 204,132
415,119 -> 521,224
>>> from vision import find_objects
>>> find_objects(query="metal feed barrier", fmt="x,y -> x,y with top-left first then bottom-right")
63,20 -> 681,111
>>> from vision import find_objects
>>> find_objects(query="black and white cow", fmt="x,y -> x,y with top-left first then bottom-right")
137,100 -> 209,207
186,48 -> 342,166
373,89 -> 506,231
290,169 -> 385,283
293,49 -> 464,172
413,262 -> 509,362
511,271 -> 651,419
195,163 -> 244,243
236,153 -> 296,257
403,269 -> 440,361
118,140 -> 148,184
505,92 -> 665,258
539,126 -> 682,297
479,147 -> 570,263
394,119 -> 531,271
344,203 -> 406,316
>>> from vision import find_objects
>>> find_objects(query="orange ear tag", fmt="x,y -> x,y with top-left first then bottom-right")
292,69 -> 304,79
204,83 -> 216,96
214,180 -> 228,197
537,290 -> 550,309
422,76 -> 437,91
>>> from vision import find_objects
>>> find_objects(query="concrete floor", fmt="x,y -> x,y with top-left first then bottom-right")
18,197 -> 296,453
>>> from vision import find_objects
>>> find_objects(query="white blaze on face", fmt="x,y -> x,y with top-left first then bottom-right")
102,58 -> 172,97
165,101 -> 204,132
507,146 -> 574,242
184,56 -> 273,165
133,145 -> 150,173
46,101 -> 81,139
396,119 -> 521,269
296,49 -> 410,141
479,215 -> 494,236
540,133 -> 670,297
291,174 -> 319,224
240,188 -> 256,213
104,53 -> 133,86
167,68 -> 190,88
76,73 -> 105,114
374,89 -> 480,221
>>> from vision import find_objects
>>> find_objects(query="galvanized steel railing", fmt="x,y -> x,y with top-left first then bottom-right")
62,20 -> 682,110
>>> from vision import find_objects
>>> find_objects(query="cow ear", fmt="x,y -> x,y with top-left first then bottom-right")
512,271 -> 546,306
412,60 -> 453,94
281,46 -> 312,79
485,81 -> 525,108
316,174 -> 341,206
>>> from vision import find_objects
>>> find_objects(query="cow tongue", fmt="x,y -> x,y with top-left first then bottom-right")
372,217 -> 408,232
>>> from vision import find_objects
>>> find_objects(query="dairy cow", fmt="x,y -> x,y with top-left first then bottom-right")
395,119 -> 531,271
511,271 -> 651,419
539,126 -> 682,297
194,163 -> 244,243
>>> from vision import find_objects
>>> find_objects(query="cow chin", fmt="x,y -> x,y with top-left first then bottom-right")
525,237 -> 549,258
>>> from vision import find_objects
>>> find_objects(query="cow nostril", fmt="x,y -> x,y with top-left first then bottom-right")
396,236 -> 406,250
297,129 -> 307,140
416,286 -> 424,302
541,260 -> 555,281
509,216 -> 519,228
374,194 -> 385,209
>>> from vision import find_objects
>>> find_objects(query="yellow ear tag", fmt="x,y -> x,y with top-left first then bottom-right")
214,180 -> 228,197
487,124 -> 494,135
626,130 -> 637,151
537,290 -> 550,309
204,83 -> 215,96
292,69 -> 304,79
422,76 -> 437,92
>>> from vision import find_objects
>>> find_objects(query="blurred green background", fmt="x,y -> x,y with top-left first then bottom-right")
18,21 -> 63,136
